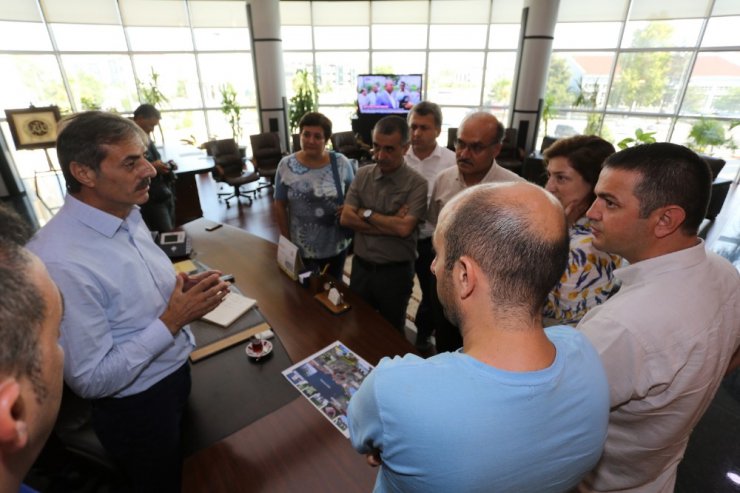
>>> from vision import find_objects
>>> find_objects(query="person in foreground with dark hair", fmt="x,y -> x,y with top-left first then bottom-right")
274,112 -> 355,280
348,182 -> 609,492
576,142 -> 740,493
341,116 -> 428,333
28,111 -> 230,493
0,236 -> 63,493
543,135 -> 622,324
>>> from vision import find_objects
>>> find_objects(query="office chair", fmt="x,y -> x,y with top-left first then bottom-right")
330,131 -> 370,162
55,384 -> 117,472
291,133 -> 301,153
447,127 -> 457,151
497,127 -> 524,175
249,132 -> 284,191
208,138 -> 259,208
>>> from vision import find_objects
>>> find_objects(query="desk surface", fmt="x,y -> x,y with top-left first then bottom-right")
182,218 -> 416,492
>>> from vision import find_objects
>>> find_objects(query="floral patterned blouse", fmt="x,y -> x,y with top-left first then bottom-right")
274,152 -> 355,259
544,216 -> 622,325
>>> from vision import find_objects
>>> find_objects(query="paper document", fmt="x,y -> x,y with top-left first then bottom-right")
201,292 -> 257,327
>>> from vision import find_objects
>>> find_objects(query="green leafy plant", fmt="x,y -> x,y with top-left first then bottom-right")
80,96 -> 101,111
617,128 -> 657,149
541,95 -> 555,136
137,67 -> 169,107
220,83 -> 242,143
686,118 -> 731,155
289,69 -> 318,134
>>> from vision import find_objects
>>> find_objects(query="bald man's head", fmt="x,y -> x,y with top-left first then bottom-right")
437,182 -> 569,317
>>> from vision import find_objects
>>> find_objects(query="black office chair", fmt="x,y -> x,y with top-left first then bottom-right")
249,133 -> 284,190
208,138 -> 259,208
291,133 -> 301,153
447,127 -> 457,151
330,131 -> 370,162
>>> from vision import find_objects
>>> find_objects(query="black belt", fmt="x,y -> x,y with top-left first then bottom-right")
355,256 -> 412,272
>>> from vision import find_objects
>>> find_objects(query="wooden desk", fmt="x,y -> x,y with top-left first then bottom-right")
181,218 -> 416,492
160,147 -> 214,226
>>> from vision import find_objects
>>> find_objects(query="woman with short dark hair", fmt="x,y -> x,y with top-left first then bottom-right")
274,112 -> 355,280
542,135 -> 622,324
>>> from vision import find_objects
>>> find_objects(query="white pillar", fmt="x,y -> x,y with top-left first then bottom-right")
248,0 -> 288,150
510,0 -> 560,154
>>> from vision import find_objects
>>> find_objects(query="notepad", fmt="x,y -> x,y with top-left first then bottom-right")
201,292 -> 257,327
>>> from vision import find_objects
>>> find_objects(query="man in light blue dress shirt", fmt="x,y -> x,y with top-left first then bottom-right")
28,111 -> 229,493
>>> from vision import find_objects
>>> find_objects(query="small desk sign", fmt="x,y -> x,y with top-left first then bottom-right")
277,235 -> 304,281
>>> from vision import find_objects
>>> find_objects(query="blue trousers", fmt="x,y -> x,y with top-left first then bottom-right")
92,364 -> 190,493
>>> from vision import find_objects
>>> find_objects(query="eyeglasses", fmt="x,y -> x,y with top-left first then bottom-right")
454,139 -> 497,154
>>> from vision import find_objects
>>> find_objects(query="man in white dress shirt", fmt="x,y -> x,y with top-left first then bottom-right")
404,101 -> 456,350
577,142 -> 740,493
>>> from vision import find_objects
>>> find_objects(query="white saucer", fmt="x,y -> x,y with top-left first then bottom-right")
245,340 -> 273,359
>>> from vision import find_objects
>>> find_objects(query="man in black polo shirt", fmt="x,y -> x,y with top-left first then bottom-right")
341,116 -> 428,333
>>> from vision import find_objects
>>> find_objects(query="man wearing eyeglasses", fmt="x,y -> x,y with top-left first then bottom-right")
427,112 -> 524,352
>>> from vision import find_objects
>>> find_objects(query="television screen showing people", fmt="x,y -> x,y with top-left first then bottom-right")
357,74 -> 422,114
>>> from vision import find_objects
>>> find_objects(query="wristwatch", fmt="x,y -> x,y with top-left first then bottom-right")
362,209 -> 374,221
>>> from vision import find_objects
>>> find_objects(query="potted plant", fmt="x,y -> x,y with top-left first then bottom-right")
617,128 -> 657,149
219,84 -> 246,158
686,118 -> 731,155
288,69 -> 318,134
136,67 -> 168,143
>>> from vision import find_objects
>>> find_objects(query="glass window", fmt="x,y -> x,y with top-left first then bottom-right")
280,2 -> 312,25
193,28 -> 250,51
702,17 -> 740,47
427,52 -> 485,106
282,26 -> 313,50
126,27 -> 193,51
621,19 -> 703,48
132,54 -> 201,109
431,1 -> 490,24
488,24 -> 520,50
602,115 -> 672,144
440,106 -> 481,135
712,0 -> 740,16
372,25 -> 427,49
607,51 -> 692,113
629,0 -> 710,20
553,22 -> 622,50
429,25 -> 487,49
490,0 -> 524,23
483,52 -> 517,106
316,106 -> 355,132
671,117 -> 737,158
313,26 -> 369,50
43,0 -> 119,24
189,1 -> 248,28
51,24 -> 128,52
681,52 -> 740,118
283,52 -> 315,99
312,1 -> 369,26
372,1 -> 428,23
158,110 -> 209,146
372,52 -> 426,75
315,52 -> 369,105
118,0 -> 188,27
557,0 -> 627,22
0,21 -> 52,51
547,52 -> 615,110
61,54 -> 138,112
0,54 -> 69,112
206,108 -> 259,144
198,53 -> 256,108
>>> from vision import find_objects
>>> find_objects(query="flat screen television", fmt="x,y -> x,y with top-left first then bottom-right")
357,74 -> 423,114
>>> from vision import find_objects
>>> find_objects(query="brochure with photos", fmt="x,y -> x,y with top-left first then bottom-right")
282,341 -> 374,438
